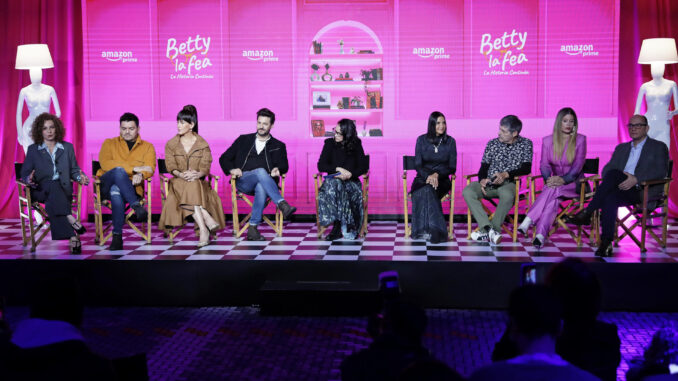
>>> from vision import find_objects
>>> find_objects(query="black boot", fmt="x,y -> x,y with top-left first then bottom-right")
568,209 -> 593,226
325,221 -> 342,241
277,200 -> 297,219
69,237 -> 82,254
109,233 -> 123,251
247,225 -> 266,241
595,238 -> 613,257
131,202 -> 148,222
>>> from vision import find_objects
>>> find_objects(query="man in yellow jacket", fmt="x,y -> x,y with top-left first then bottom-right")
97,112 -> 156,250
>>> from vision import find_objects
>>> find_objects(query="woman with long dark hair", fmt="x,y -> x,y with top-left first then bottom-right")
159,105 -> 225,246
316,119 -> 369,240
410,111 -> 457,243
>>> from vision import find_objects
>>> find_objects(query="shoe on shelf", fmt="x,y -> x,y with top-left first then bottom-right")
595,238 -> 613,257
470,229 -> 488,242
325,222 -> 342,241
246,225 -> 266,241
568,209 -> 593,226
277,200 -> 297,219
488,229 -> 502,245
69,237 -> 81,254
109,233 -> 123,251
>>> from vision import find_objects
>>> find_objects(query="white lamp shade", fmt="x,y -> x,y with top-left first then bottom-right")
15,44 -> 54,69
638,38 -> 678,64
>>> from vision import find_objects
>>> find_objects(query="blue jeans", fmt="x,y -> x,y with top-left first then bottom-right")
100,167 -> 141,234
236,168 -> 284,225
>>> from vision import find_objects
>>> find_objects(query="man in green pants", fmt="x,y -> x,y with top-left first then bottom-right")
463,115 -> 532,244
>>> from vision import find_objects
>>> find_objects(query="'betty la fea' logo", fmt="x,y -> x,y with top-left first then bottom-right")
480,30 -> 529,76
242,50 -> 278,62
166,34 -> 214,79
412,47 -> 450,60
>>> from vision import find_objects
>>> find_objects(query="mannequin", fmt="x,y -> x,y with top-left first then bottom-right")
634,62 -> 678,149
16,68 -> 61,153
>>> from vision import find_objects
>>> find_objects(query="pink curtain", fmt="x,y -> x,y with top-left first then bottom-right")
0,0 -> 84,218
619,0 -> 678,215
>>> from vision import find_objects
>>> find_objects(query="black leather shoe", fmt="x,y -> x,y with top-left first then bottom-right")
595,239 -> 613,257
569,209 -> 593,226
277,200 -> 297,219
246,225 -> 266,241
532,237 -> 543,250
325,222 -> 342,241
132,203 -> 148,222
109,233 -> 123,251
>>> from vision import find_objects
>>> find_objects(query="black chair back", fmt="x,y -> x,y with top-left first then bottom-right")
14,162 -> 22,181
582,158 -> 599,175
157,159 -> 168,174
403,156 -> 416,171
365,155 -> 370,171
92,161 -> 101,174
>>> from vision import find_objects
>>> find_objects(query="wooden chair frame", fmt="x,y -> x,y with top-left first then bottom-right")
401,156 -> 455,240
313,166 -> 370,239
465,173 -> 530,242
15,162 -> 82,252
229,174 -> 286,238
526,158 -> 600,247
158,159 -> 220,244
614,160 -> 673,252
92,161 -> 152,246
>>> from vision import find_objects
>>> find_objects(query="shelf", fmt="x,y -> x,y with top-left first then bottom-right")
310,81 -> 383,89
310,108 -> 383,114
310,53 -> 382,59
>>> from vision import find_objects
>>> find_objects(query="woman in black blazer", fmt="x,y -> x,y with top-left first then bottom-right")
410,111 -> 457,243
317,119 -> 368,240
20,113 -> 89,253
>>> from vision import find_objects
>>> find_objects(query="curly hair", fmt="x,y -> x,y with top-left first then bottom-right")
31,113 -> 65,145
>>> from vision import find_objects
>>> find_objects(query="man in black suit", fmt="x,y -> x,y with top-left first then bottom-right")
571,114 -> 669,256
219,108 -> 297,241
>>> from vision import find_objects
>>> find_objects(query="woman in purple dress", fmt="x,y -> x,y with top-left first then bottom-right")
518,107 -> 586,248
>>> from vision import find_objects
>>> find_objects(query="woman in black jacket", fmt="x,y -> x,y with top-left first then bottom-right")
410,111 -> 456,243
20,113 -> 89,253
317,119 -> 368,240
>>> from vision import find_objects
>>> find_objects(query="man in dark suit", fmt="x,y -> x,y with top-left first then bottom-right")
570,114 -> 669,256
219,108 -> 296,241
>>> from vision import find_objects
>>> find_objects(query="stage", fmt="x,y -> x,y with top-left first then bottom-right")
1,218 -> 677,312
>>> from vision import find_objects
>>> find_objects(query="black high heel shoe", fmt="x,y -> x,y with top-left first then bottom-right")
69,237 -> 82,254
71,221 -> 86,235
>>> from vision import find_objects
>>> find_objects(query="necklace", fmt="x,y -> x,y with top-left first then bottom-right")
433,139 -> 442,153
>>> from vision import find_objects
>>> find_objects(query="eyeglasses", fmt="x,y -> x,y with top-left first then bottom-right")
334,130 -> 342,136
627,123 -> 647,129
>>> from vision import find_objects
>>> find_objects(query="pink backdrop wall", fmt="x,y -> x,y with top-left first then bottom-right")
82,0 -> 620,215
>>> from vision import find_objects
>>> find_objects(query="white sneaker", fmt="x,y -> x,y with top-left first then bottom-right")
470,230 -> 488,242
488,229 -> 502,245
518,217 -> 532,236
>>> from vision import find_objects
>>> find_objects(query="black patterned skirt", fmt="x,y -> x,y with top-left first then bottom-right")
317,178 -> 364,238
411,184 -> 448,242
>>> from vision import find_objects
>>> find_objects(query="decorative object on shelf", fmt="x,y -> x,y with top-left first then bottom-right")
311,120 -> 325,137
366,90 -> 382,109
312,91 -> 331,109
337,100 -> 344,109
338,39 -> 344,54
362,121 -> 368,137
321,63 -> 333,82
325,131 -> 334,137
350,96 -> 364,109
342,97 -> 350,109
370,68 -> 383,80
358,50 -> 375,54
336,72 -> 352,81
360,69 -> 372,81
310,63 -> 320,82
369,129 -> 383,137
313,40 -> 323,54
350,48 -> 355,54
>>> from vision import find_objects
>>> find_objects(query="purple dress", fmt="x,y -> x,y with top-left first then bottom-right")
526,134 -> 587,237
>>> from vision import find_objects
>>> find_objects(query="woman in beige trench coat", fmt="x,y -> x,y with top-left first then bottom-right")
159,105 -> 225,246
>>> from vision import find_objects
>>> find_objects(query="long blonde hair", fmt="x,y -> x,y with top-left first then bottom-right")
552,107 -> 578,164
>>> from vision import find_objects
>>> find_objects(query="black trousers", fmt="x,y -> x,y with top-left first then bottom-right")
31,180 -> 75,240
586,169 -> 641,240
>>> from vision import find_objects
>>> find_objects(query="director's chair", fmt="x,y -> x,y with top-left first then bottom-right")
229,174 -> 286,238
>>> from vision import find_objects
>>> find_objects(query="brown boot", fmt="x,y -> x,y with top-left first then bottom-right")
277,200 -> 297,219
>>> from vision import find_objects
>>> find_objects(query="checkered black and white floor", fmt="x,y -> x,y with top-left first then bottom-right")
2,219 -> 678,263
